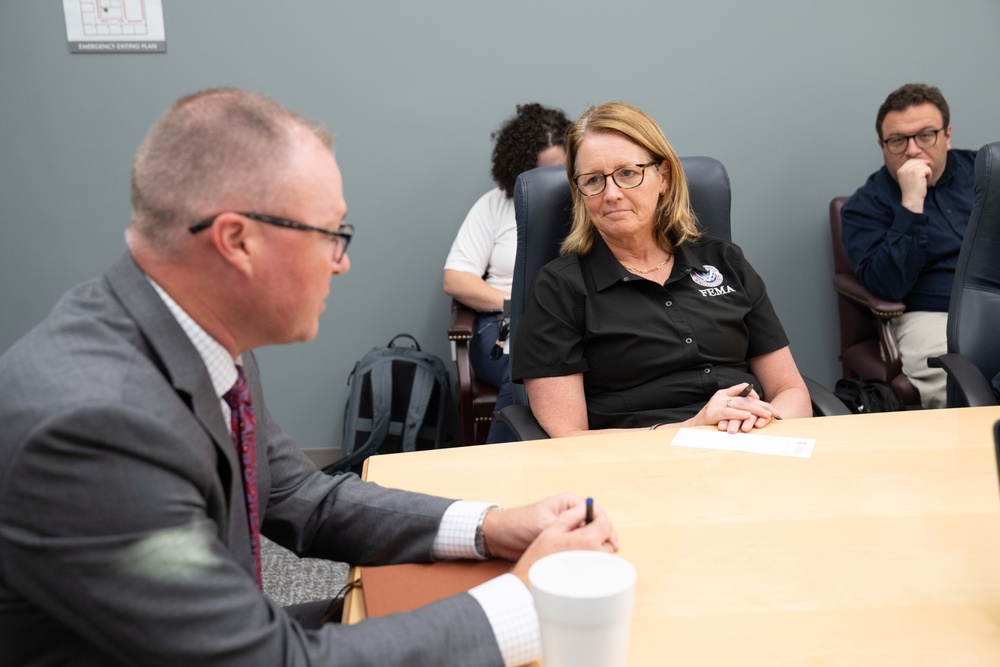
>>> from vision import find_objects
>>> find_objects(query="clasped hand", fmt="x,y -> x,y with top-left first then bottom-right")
698,382 -> 781,434
482,493 -> 618,588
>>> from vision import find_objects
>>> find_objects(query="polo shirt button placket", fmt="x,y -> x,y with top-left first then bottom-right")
685,337 -> 693,344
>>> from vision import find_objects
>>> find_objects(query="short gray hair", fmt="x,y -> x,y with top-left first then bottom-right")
129,88 -> 332,251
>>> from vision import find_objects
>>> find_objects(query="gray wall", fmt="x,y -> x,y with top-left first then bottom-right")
2,1 -> 998,451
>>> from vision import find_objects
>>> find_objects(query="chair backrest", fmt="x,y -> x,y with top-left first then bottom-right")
947,141 -> 1000,384
828,198 -> 902,362
995,419 -> 1000,493
508,157 -> 732,405
829,197 -> 853,275
828,197 -> 877,355
828,196 -> 919,404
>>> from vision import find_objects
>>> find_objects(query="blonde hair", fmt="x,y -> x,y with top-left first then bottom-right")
561,101 -> 700,256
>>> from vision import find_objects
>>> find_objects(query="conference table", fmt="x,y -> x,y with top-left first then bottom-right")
347,406 -> 1000,665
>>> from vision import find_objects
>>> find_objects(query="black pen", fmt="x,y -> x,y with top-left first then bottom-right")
740,382 -> 781,419
585,497 -> 594,525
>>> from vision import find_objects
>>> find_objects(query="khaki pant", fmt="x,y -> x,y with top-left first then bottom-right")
892,311 -> 948,409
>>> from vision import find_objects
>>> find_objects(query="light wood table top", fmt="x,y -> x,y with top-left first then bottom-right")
352,407 -> 1000,665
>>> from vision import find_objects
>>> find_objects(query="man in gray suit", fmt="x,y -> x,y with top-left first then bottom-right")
0,88 -> 617,666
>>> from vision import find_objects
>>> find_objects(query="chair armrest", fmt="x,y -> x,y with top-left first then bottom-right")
803,376 -> 851,416
832,274 -> 907,318
832,273 -> 908,378
928,353 -> 998,407
448,299 -> 476,340
495,404 -> 550,442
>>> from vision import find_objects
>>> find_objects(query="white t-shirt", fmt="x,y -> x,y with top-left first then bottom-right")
444,187 -> 516,295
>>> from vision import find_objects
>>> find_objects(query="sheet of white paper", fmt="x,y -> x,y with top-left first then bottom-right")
670,428 -> 815,458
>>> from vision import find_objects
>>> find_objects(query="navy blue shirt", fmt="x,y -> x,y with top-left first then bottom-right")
841,149 -> 976,312
512,234 -> 788,429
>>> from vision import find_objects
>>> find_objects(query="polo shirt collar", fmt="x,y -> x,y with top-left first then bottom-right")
587,234 -> 627,291
671,242 -> 707,280
586,232 -> 708,291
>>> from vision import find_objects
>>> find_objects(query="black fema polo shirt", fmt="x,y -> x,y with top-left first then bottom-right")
512,234 -> 789,429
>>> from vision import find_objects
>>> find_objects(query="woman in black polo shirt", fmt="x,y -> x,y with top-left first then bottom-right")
512,101 -> 811,437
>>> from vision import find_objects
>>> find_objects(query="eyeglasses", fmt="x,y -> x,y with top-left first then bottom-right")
881,128 -> 945,155
189,212 -> 353,261
574,162 -> 661,197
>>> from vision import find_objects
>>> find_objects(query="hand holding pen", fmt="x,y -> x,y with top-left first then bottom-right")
509,495 -> 618,587
716,382 -> 782,434
739,383 -> 782,420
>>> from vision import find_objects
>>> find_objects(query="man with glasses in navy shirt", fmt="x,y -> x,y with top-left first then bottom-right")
841,83 -> 976,408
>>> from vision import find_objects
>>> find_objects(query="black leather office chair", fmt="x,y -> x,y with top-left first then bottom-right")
930,141 -> 1000,407
994,419 -> 1000,492
993,421 -> 1000,494
498,160 -> 847,440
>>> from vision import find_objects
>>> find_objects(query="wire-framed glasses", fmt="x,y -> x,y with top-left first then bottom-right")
573,162 -> 661,196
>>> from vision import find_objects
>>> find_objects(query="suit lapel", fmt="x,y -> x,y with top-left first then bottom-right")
104,254 -> 240,479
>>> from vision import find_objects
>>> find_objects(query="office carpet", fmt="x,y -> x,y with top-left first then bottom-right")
261,536 -> 350,607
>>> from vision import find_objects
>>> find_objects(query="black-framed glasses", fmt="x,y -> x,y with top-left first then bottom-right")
881,128 -> 945,155
189,212 -> 353,261
573,161 -> 661,196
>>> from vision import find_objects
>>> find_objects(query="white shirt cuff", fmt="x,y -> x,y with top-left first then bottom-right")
432,500 -> 495,560
468,573 -> 541,667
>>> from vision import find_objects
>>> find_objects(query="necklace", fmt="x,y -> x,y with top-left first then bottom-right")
624,254 -> 672,275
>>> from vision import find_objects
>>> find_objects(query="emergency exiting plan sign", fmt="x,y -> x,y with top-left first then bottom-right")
63,0 -> 166,54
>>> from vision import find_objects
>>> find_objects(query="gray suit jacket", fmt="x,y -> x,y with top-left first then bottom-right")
0,254 -> 504,666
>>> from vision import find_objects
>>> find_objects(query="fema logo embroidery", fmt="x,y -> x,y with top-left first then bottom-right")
691,265 -> 724,287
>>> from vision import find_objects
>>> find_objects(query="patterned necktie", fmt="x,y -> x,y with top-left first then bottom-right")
222,365 -> 263,589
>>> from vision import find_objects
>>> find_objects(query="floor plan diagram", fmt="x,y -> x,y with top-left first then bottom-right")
62,0 -> 166,53
80,0 -> 149,36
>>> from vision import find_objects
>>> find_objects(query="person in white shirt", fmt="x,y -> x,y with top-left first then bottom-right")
444,103 -> 570,442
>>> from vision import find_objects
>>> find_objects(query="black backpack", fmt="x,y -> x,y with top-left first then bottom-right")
833,378 -> 906,414
324,334 -> 450,475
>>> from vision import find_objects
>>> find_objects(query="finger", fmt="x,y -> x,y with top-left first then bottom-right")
605,527 -> 619,552
576,514 -> 617,550
578,505 -> 613,528
549,492 -> 586,514
549,502 -> 589,533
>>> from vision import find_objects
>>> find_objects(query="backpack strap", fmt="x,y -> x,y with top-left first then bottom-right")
400,362 -> 436,452
325,359 -> 395,474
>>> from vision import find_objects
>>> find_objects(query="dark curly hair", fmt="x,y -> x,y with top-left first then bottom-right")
490,103 -> 571,198
876,83 -> 950,138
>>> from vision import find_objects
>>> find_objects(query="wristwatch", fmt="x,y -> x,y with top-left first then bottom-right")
474,505 -> 499,558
